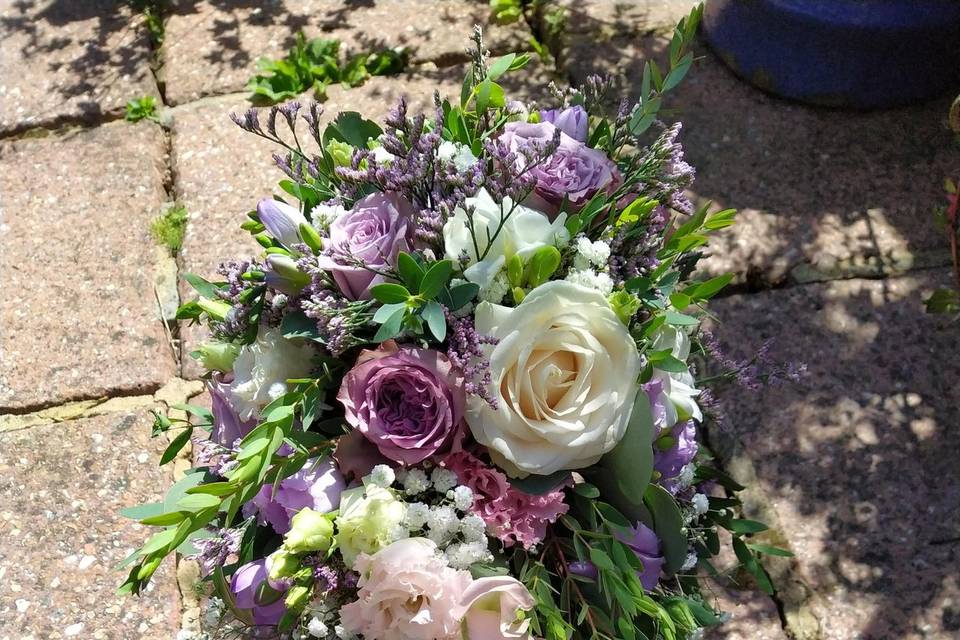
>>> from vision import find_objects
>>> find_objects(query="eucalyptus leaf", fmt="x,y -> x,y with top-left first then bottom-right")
644,484 -> 687,573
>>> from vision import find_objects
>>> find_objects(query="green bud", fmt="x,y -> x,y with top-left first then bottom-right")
655,434 -> 677,451
298,222 -> 323,253
526,245 -> 561,288
254,232 -> 274,249
326,140 -> 354,167
284,584 -> 311,611
195,341 -> 240,372
608,290 -> 642,326
267,549 -> 301,582
137,556 -> 162,581
283,507 -> 334,554
664,599 -> 698,633
511,287 -> 526,305
196,296 -> 231,321
506,254 -> 524,288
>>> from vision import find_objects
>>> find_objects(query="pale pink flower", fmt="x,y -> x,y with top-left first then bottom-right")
458,576 -> 536,640
339,538 -> 472,640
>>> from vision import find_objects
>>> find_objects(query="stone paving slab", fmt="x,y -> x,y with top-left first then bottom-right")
0,0 -> 159,135
0,410 -> 179,640
706,269 -> 960,640
160,0 -> 532,105
0,121 -> 177,411
171,63 -> 553,377
562,6 -> 957,286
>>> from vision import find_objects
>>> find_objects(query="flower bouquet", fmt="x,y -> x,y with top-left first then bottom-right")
122,9 -> 783,640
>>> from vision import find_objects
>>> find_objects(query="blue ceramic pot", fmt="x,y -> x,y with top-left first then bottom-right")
702,0 -> 960,109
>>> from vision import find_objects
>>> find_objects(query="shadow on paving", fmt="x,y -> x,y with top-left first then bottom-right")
560,6 -> 958,286
704,272 -> 960,638
0,0 -> 152,122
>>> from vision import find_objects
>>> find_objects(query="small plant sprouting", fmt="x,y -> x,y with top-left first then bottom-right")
125,96 -> 160,123
150,203 -> 188,255
246,33 -> 407,104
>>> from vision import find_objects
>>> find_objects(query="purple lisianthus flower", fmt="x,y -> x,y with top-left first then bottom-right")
616,523 -> 665,590
316,191 -> 414,300
231,559 -> 287,626
568,560 -> 599,581
209,376 -> 256,448
257,198 -> 308,249
337,340 -> 465,466
499,120 -> 620,215
655,419 -> 698,481
243,457 -> 345,534
540,105 -> 589,142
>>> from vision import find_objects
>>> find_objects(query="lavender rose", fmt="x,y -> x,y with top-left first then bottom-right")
616,523 -> 665,590
243,457 -> 346,534
337,340 -> 465,465
317,191 -> 414,300
231,558 -> 287,626
499,120 -> 620,215
540,105 -> 589,142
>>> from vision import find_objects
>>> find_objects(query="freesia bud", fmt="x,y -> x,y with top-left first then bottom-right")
195,341 -> 240,372
284,584 -> 312,611
257,198 -> 308,249
283,507 -> 334,554
265,254 -> 311,295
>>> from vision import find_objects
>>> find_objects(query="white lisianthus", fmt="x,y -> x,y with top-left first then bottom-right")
467,281 -> 642,476
649,325 -> 703,422
229,327 -> 315,420
334,485 -> 408,568
443,188 -> 569,290
437,140 -> 478,171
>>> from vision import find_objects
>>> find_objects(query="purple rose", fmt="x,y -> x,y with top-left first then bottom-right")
540,105 -> 588,142
243,457 -> 345,534
209,376 -> 256,448
317,191 -> 414,300
231,559 -> 287,626
499,121 -> 620,216
616,523 -> 665,590
337,340 -> 465,465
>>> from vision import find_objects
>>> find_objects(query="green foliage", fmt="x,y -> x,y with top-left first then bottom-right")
149,203 -> 188,255
125,95 -> 159,123
128,1 -> 166,48
926,177 -> 959,319
247,33 -> 407,103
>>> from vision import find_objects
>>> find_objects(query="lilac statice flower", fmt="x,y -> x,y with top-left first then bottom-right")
190,527 -> 242,577
243,457 -> 346,534
616,523 -> 665,590
231,559 -> 287,626
444,308 -> 499,408
539,105 -> 589,142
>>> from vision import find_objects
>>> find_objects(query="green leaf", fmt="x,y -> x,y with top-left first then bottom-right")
644,484 -> 687,573
747,543 -> 794,557
704,208 -> 737,230
526,245 -> 562,288
140,528 -> 177,555
186,482 -> 237,497
487,53 -> 516,80
663,52 -> 693,91
177,493 -> 222,511
589,548 -> 617,572
732,536 -> 775,595
162,471 -> 206,515
573,483 -> 600,499
601,390 -> 655,505
508,470 -> 572,496
422,300 -> 446,342
665,310 -> 699,326
121,502 -> 164,521
397,252 -> 425,292
685,274 -> 733,300
280,310 -> 321,341
325,111 -> 383,148
140,511 -> 187,526
373,302 -> 406,323
419,260 -> 454,299
160,427 -> 193,465
183,273 -> 222,299
370,283 -> 411,304
373,305 -> 406,341
726,519 -> 770,534
445,282 -> 479,310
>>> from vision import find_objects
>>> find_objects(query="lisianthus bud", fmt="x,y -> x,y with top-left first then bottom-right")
195,341 -> 240,372
265,254 -> 311,295
283,508 -> 334,554
284,584 -> 312,611
267,549 -> 301,582
334,485 -> 407,567
326,140 -> 353,167
257,198 -> 308,248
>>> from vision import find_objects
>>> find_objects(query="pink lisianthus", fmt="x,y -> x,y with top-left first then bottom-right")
457,576 -> 536,640
339,538 -> 472,640
443,450 -> 569,549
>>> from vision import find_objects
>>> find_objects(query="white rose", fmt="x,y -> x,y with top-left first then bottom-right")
443,188 -> 568,290
229,327 -> 315,420
468,281 -> 642,476
649,325 -> 702,423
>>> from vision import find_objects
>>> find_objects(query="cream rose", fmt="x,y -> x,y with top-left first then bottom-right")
467,281 -> 642,476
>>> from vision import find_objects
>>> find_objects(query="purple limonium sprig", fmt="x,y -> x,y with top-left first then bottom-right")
608,205 -> 669,284
189,527 -> 243,577
444,308 -> 498,409
700,330 -> 808,391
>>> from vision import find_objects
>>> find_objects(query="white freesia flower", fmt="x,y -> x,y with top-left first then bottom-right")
228,327 -> 315,420
467,281 -> 642,476
443,188 -> 568,290
649,325 -> 702,422
437,140 -> 478,171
